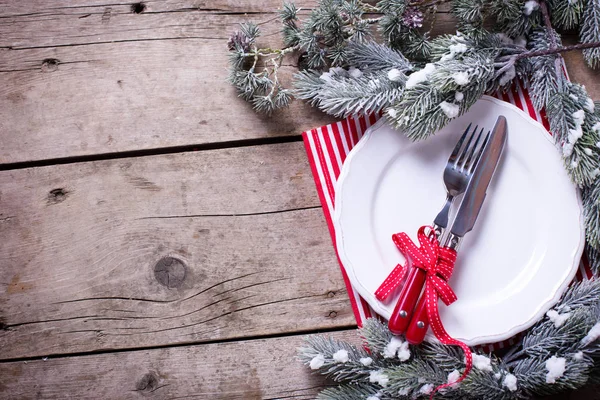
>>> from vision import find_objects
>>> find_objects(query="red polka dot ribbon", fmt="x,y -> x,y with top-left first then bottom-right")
375,226 -> 472,398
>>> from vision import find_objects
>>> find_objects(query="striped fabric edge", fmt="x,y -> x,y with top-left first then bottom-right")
302,81 -> 592,351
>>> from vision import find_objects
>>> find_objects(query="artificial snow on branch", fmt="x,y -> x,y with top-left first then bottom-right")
227,0 -> 600,249
299,279 -> 600,399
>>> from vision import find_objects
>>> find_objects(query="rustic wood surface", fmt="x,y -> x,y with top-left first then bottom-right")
0,330 -> 358,400
1,0 -> 599,398
0,142 -> 355,360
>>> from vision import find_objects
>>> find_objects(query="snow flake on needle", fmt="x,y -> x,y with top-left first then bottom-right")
447,369 -> 461,388
332,349 -> 349,363
405,63 -> 436,89
499,65 -> 516,86
563,110 -> 586,157
440,101 -> 460,119
523,0 -> 539,15
546,309 -> 571,328
387,68 -> 404,82
419,384 -> 434,395
309,354 -> 325,369
502,373 -> 518,392
370,370 -> 389,387
472,353 -> 493,372
585,98 -> 595,112
383,337 -> 410,361
441,42 -> 468,61
348,67 -> 363,78
452,71 -> 470,86
545,356 -> 566,383
360,357 -> 373,366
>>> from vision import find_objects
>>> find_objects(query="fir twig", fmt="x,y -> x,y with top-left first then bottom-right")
515,42 -> 600,61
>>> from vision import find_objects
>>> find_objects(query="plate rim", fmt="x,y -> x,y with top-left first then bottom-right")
333,95 -> 585,345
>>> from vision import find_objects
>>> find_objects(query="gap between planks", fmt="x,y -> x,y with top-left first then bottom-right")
0,328 -> 360,400
0,134 -> 304,171
0,325 -> 356,365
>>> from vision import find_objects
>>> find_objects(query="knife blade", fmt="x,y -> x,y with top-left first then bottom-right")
404,115 -> 508,344
446,115 -> 508,248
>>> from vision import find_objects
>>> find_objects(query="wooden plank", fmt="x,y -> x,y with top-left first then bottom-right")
0,7 -> 336,164
0,6 -> 298,49
0,1 -> 443,164
0,330 -> 359,399
0,0 -> 315,22
0,1 -> 597,164
0,329 -> 589,399
562,37 -> 600,98
0,0 -> 451,49
0,142 -> 356,360
0,37 -> 334,164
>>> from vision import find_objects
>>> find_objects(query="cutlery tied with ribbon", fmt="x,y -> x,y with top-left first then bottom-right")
375,116 -> 508,398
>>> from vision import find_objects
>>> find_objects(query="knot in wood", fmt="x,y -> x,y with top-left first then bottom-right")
131,2 -> 146,13
47,188 -> 69,205
154,257 -> 186,288
136,371 -> 159,392
41,58 -> 60,73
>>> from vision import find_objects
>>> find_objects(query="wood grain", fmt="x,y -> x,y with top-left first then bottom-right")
0,328 -> 589,399
0,2 -> 598,164
0,330 -> 359,399
0,1 -> 335,164
0,142 -> 355,360
0,38 -> 334,164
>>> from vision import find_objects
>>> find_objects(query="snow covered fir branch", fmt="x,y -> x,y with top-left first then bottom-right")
298,277 -> 600,399
227,0 -> 600,249
228,3 -> 600,397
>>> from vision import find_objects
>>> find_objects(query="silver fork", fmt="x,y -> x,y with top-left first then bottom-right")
388,123 -> 490,335
432,123 -> 489,238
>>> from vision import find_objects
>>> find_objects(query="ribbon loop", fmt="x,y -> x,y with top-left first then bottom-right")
375,225 -> 473,399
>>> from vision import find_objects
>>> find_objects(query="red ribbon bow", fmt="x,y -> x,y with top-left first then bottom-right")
375,226 -> 472,398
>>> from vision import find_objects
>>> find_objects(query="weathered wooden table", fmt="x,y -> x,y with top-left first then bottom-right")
0,2 -> 599,399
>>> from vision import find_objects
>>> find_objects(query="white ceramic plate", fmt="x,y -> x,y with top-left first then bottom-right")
334,96 -> 585,345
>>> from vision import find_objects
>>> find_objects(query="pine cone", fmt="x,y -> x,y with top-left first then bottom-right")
402,6 -> 424,29
228,31 -> 252,52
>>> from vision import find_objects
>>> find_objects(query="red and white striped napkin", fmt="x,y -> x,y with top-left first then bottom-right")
302,82 -> 592,352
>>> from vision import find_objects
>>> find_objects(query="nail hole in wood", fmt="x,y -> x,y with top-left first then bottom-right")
328,311 -> 338,318
131,2 -> 146,13
327,291 -> 336,298
41,58 -> 60,73
136,371 -> 158,392
47,188 -> 69,205
154,256 -> 187,288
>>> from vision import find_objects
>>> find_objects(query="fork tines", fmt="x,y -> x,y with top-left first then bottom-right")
451,124 -> 491,173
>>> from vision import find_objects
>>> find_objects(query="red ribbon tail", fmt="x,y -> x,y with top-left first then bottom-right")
429,342 -> 472,399
426,282 -> 473,399
375,262 -> 407,301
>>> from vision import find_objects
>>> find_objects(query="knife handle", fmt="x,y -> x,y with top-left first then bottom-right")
405,294 -> 429,344
388,267 -> 426,335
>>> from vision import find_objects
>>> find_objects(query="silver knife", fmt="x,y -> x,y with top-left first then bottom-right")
405,115 -> 508,344
444,115 -> 508,251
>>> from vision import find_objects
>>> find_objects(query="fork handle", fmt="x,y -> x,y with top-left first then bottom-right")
388,267 -> 427,335
433,194 -> 453,229
406,233 -> 463,344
